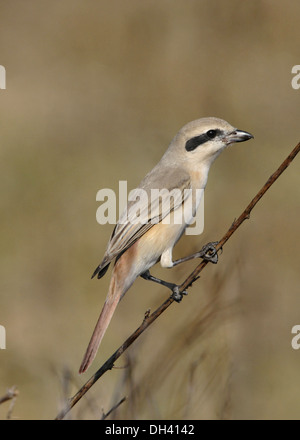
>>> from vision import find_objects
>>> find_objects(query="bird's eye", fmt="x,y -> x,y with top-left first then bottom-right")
206,129 -> 217,139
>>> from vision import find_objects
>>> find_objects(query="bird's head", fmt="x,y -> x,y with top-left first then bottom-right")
167,117 -> 253,169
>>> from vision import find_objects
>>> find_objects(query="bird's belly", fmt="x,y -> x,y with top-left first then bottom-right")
135,222 -> 184,271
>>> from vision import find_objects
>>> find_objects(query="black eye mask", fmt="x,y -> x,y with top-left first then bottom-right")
185,129 -> 223,151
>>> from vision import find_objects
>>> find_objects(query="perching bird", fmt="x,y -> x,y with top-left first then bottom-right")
79,117 -> 253,373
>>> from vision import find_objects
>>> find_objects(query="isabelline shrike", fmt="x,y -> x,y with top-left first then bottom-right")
79,117 -> 253,373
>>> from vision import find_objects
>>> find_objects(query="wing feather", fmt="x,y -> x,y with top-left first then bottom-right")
92,169 -> 191,278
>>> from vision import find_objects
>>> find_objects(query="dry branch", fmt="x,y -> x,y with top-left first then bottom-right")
101,396 -> 127,420
55,141 -> 300,420
0,386 -> 19,420
0,386 -> 19,405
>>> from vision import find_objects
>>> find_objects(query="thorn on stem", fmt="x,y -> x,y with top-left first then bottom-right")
143,309 -> 151,322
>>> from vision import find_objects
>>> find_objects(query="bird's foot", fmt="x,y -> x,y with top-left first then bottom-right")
197,241 -> 219,264
171,285 -> 188,303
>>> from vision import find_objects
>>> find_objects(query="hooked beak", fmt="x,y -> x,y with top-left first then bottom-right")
225,129 -> 254,145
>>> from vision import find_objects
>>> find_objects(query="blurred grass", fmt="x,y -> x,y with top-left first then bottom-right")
0,0 -> 299,419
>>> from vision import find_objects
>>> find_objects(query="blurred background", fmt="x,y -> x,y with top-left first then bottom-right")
0,0 -> 299,420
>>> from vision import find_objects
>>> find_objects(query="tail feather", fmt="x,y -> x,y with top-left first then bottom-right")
79,279 -> 121,374
91,259 -> 110,279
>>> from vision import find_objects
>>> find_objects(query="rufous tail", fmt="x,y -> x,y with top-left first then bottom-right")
79,277 -> 121,373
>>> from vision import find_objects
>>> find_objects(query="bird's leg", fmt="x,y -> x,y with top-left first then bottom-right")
172,241 -> 220,267
140,270 -> 187,302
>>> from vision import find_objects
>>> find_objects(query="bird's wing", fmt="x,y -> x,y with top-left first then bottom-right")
93,171 -> 191,278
